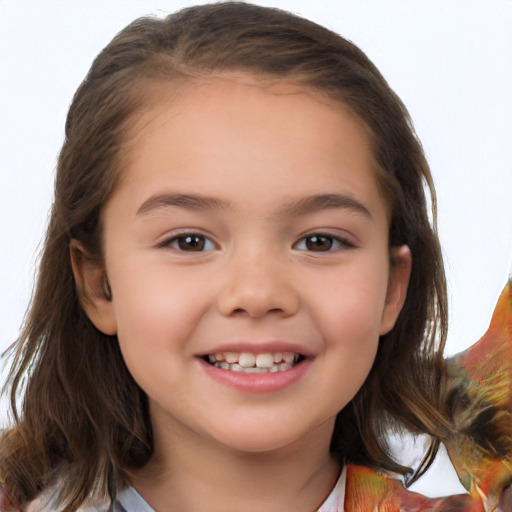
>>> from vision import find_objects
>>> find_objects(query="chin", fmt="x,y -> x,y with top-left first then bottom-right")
209,417 -> 332,456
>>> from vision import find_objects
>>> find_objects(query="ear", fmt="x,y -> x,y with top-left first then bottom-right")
379,245 -> 412,335
70,240 -> 117,335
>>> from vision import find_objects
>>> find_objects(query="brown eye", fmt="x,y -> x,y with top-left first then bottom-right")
177,235 -> 206,251
304,235 -> 333,251
294,233 -> 354,252
160,233 -> 216,252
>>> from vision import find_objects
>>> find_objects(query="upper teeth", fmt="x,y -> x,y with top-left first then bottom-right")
208,351 -> 298,369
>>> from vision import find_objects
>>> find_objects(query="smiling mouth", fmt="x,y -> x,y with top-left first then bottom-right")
202,351 -> 305,373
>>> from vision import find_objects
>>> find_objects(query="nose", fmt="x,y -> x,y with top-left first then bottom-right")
217,249 -> 300,319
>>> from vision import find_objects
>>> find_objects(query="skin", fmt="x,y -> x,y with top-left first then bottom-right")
73,76 -> 411,512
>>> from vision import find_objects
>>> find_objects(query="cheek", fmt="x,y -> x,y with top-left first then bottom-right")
315,328 -> 379,423
109,260 -> 210,359
317,268 -> 390,344
325,325 -> 380,416
308,260 -> 388,402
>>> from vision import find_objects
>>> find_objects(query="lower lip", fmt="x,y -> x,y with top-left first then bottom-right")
198,358 -> 312,393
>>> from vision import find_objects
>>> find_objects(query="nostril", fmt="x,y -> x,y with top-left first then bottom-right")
229,307 -> 284,317
217,279 -> 300,319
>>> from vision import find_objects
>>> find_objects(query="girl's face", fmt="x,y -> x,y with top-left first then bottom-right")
77,76 -> 411,455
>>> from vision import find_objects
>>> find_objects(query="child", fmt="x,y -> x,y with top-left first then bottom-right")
0,3 -> 510,511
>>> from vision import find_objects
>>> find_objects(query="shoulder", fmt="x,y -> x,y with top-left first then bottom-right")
444,280 -> 511,508
344,280 -> 511,511
23,490 -> 113,512
24,486 -> 151,512
343,463 -> 483,511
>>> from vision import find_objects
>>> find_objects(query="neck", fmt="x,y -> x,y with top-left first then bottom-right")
129,415 -> 340,512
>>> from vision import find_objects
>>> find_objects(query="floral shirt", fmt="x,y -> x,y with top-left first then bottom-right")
3,282 -> 511,511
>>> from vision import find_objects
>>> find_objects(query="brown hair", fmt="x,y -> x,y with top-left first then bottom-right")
1,3 -> 450,509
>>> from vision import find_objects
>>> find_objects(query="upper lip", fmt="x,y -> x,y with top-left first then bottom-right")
197,341 -> 316,358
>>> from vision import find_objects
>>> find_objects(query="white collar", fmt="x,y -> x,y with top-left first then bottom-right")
316,464 -> 346,511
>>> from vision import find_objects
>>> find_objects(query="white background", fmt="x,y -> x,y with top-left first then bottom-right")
1,1 -> 511,424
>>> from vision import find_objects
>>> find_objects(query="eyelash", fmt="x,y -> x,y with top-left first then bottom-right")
293,233 -> 355,252
158,231 -> 355,253
157,233 -> 216,252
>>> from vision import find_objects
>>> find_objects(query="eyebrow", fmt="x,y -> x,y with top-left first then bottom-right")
274,193 -> 372,220
136,193 -> 230,216
136,192 -> 372,219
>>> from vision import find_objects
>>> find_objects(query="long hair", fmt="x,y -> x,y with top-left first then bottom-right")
1,3 -> 450,509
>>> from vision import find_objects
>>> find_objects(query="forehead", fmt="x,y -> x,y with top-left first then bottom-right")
113,75 -> 388,222
126,74 -> 374,161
